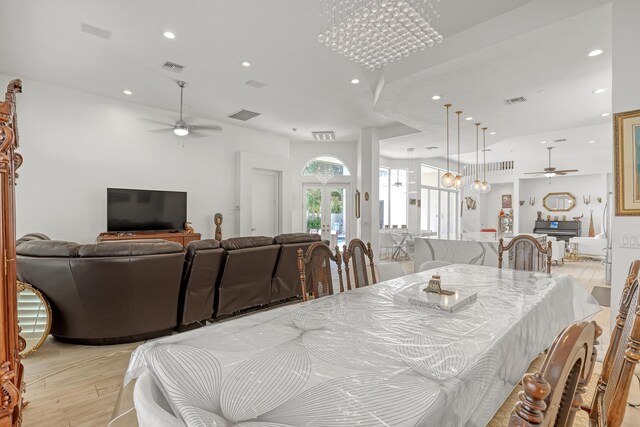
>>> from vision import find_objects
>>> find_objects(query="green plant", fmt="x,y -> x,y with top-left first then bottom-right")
306,215 -> 321,231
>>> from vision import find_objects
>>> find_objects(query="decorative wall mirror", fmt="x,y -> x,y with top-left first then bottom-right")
17,281 -> 51,357
543,192 -> 576,212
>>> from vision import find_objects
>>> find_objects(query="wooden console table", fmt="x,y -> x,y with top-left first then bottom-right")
97,231 -> 201,247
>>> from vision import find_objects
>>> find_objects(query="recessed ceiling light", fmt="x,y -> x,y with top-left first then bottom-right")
351,78 -> 360,84
592,88 -> 607,94
465,117 -> 473,121
588,49 -> 603,57
601,112 -> 610,117
241,61 -> 251,67
589,140 -> 595,143
122,90 -> 133,95
163,31 -> 176,39
540,140 -> 548,144
431,95 -> 441,100
490,131 -> 496,135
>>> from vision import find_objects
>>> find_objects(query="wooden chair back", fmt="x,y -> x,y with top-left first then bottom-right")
499,235 -> 552,273
0,79 -> 24,425
587,260 -> 640,427
343,239 -> 376,290
297,242 -> 344,301
509,320 -> 601,427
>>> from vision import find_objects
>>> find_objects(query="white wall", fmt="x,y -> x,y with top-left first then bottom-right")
611,0 -> 640,324
519,174 -> 607,236
11,75 -> 291,243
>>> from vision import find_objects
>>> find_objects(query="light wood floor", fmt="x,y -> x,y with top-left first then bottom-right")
21,259 -> 640,426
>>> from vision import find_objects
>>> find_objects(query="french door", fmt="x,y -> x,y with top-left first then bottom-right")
303,184 -> 349,248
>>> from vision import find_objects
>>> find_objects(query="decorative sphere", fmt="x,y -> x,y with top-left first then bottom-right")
441,172 -> 455,188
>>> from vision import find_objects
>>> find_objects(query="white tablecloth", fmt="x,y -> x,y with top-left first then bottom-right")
124,264 -> 600,426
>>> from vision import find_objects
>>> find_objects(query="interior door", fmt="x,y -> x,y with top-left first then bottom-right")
251,169 -> 279,236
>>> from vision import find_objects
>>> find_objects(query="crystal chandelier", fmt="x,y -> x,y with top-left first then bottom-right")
315,164 -> 335,185
317,0 -> 443,70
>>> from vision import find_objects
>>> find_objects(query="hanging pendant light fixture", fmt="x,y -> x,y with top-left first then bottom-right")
471,123 -> 482,192
480,127 -> 492,193
453,110 -> 464,190
441,104 -> 455,188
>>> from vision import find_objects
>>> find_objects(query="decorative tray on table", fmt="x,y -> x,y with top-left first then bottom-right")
395,275 -> 477,313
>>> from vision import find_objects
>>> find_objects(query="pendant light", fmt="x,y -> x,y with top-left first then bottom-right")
440,104 -> 455,188
480,127 -> 492,193
471,123 -> 482,191
453,110 -> 463,190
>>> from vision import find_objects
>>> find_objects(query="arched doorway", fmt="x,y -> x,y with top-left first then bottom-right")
302,156 -> 351,247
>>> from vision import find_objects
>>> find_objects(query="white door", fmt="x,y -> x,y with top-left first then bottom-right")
303,184 -> 349,248
251,169 -> 279,236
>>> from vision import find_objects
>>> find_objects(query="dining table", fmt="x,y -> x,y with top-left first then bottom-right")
124,264 -> 600,427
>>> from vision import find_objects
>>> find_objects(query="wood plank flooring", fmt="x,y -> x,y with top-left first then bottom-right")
21,259 -> 640,426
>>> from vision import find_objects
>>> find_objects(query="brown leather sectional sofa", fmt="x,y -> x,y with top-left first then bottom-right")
17,232 -> 323,344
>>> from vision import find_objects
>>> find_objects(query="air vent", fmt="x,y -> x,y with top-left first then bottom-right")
553,138 -> 567,143
228,109 -> 261,121
312,131 -> 336,141
162,61 -> 185,73
246,80 -> 266,89
425,146 -> 438,150
504,96 -> 527,105
81,23 -> 111,40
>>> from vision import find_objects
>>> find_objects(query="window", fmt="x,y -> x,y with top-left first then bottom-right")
420,165 -> 458,239
303,156 -> 350,176
379,167 -> 407,228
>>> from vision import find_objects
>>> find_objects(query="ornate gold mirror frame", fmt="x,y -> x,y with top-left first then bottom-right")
543,192 -> 576,212
17,281 -> 51,358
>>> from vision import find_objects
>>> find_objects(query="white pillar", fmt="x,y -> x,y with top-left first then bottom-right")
357,127 -> 380,258
611,0 -> 640,326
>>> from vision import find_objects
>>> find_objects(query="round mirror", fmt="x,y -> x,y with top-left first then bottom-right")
543,192 -> 576,212
17,281 -> 51,357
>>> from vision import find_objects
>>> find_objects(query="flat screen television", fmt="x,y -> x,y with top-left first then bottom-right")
107,188 -> 187,232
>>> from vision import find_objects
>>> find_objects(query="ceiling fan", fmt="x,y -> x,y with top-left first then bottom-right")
524,147 -> 578,178
143,81 -> 222,137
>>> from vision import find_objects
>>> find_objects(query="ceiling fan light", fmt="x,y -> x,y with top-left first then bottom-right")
441,172 -> 455,188
174,126 -> 189,136
544,172 -> 556,178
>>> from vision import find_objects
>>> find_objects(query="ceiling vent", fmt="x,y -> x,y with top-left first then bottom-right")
504,96 -> 527,105
81,23 -> 111,40
246,80 -> 266,89
425,146 -> 438,150
312,131 -> 336,141
162,61 -> 185,73
228,109 -> 261,121
553,138 -> 568,143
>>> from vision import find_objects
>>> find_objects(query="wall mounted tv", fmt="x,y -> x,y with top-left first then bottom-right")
107,188 -> 187,232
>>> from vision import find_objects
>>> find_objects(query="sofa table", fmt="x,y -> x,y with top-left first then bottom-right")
97,231 -> 201,247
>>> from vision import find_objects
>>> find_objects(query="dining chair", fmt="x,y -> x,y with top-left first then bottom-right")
378,231 -> 400,260
499,235 -> 552,273
343,239 -> 376,290
508,320 -> 601,427
417,260 -> 451,272
297,242 -> 345,301
581,260 -> 640,427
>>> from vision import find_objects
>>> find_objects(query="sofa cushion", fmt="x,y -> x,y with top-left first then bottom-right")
273,233 -> 321,245
17,240 -> 80,257
221,236 -> 274,251
78,241 -> 184,257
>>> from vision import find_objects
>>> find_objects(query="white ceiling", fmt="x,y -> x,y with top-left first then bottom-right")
0,0 -> 542,143
378,2 -> 612,159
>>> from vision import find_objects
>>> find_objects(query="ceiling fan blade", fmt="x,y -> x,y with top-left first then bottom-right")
555,172 -> 567,175
524,171 -> 547,175
148,128 -> 172,134
140,118 -> 175,127
187,130 -> 209,138
553,169 -> 578,173
190,124 -> 223,132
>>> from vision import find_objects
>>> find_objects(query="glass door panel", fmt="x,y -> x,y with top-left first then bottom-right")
304,186 -> 323,237
303,185 -> 349,245
328,187 -> 347,248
